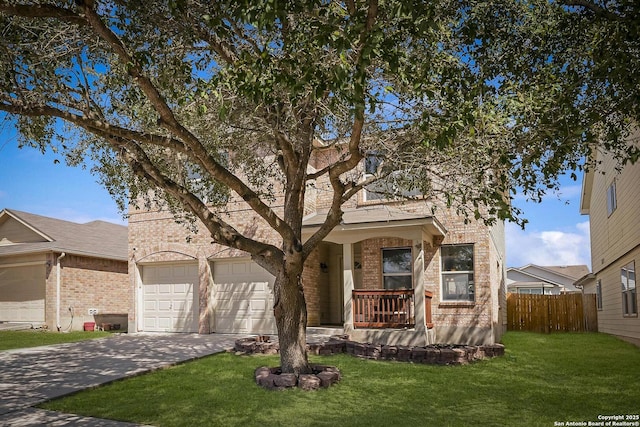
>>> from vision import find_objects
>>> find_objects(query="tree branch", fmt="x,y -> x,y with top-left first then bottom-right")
73,1 -> 294,243
0,2 -> 87,25
561,0 -> 626,20
111,135 -> 282,264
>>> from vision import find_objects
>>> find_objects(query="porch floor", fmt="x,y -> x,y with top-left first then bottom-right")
307,326 -> 345,336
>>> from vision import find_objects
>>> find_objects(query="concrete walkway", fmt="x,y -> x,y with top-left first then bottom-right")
0,333 -> 246,426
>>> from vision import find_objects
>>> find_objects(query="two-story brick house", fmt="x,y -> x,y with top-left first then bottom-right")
127,145 -> 507,346
580,134 -> 640,346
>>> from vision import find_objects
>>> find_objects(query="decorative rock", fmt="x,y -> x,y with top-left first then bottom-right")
381,345 -> 398,360
482,344 -> 505,357
298,374 -> 321,391
365,343 -> 381,359
274,373 -> 298,388
307,343 -> 322,355
424,347 -> 440,364
256,375 -> 276,389
452,348 -> 468,364
255,366 -> 271,378
397,345 -> 412,362
254,364 -> 341,391
439,348 -> 457,365
411,347 -> 427,362
350,341 -> 366,357
317,370 -> 340,388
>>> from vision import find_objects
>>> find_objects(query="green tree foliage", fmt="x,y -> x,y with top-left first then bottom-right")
1,0 -> 638,373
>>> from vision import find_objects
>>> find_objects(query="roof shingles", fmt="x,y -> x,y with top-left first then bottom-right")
0,209 -> 127,261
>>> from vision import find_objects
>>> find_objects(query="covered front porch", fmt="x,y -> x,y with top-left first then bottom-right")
302,206 -> 446,346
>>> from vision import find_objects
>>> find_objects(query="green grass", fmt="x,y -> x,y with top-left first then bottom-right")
0,330 -> 112,351
41,332 -> 640,427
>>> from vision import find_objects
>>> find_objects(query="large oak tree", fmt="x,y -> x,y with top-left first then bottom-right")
1,0 -> 638,374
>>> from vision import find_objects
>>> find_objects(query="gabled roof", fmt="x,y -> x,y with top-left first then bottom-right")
0,209 -> 127,261
507,264 -> 589,291
541,265 -> 590,281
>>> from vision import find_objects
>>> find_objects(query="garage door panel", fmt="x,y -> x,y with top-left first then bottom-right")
250,299 -> 268,311
232,262 -> 248,275
158,284 -> 173,294
144,300 -> 157,311
141,263 -> 198,333
213,259 -> 275,334
216,315 -> 250,333
0,265 -> 45,323
143,316 -> 158,329
157,300 -> 172,312
215,298 -> 250,312
157,317 -> 173,329
250,263 -> 267,274
173,300 -> 188,312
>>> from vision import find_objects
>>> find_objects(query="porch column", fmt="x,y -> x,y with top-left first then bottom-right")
413,238 -> 426,334
342,242 -> 354,332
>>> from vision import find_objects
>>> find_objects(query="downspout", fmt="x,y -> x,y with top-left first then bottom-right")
56,252 -> 66,332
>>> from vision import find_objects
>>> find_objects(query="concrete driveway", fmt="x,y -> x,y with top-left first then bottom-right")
0,333 -> 246,426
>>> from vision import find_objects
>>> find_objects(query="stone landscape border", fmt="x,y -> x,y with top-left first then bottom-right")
236,335 -> 506,390
235,335 -> 505,365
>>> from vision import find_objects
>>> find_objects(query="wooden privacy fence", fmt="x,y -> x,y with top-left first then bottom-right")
507,293 -> 598,333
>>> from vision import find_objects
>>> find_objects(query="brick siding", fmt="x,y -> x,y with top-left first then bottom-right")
44,253 -> 129,331
128,150 -> 505,343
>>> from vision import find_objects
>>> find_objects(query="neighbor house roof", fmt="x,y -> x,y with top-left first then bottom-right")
506,264 -> 590,292
542,265 -> 591,281
0,209 -> 127,261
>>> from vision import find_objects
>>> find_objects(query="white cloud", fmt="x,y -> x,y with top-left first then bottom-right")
506,220 -> 591,268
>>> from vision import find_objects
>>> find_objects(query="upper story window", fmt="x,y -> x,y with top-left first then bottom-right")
181,157 -> 229,206
365,151 -> 384,175
363,151 -> 421,202
382,247 -> 412,290
621,261 -> 636,317
441,244 -> 475,302
607,179 -> 617,216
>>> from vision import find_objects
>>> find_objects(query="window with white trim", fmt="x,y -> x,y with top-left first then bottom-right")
607,179 -> 617,216
596,279 -> 603,311
621,261 -> 636,316
441,244 -> 475,302
363,151 -> 421,202
382,247 -> 412,290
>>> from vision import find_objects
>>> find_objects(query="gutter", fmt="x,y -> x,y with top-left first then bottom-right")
56,252 -> 66,331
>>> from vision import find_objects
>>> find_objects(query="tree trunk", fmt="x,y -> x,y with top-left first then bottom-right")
273,262 -> 311,375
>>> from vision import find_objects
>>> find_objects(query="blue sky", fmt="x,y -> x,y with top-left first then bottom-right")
0,117 -> 591,269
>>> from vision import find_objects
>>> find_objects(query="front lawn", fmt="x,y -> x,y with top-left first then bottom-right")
0,330 -> 112,351
41,332 -> 640,427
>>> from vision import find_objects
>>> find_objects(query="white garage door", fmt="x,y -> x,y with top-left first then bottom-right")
0,264 -> 45,323
213,259 -> 276,334
141,263 -> 199,333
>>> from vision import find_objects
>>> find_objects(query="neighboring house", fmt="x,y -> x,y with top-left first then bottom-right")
128,149 -> 507,346
0,209 -> 129,331
580,135 -> 640,346
506,264 -> 589,295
